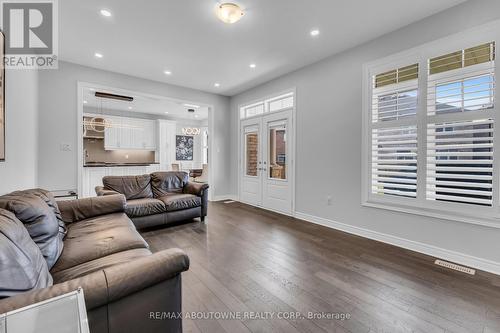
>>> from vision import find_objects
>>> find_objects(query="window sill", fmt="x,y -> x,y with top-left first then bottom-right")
362,200 -> 500,229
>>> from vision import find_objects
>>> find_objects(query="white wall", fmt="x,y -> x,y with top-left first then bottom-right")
229,0 -> 500,272
0,69 -> 38,194
38,61 -> 231,197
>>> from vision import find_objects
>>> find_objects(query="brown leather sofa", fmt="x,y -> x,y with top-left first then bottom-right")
96,171 -> 209,229
0,189 -> 189,333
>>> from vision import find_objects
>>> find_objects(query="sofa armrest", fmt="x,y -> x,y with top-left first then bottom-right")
0,248 -> 189,314
103,248 -> 189,302
95,186 -> 120,197
183,182 -> 209,196
184,182 -> 209,219
58,194 -> 126,223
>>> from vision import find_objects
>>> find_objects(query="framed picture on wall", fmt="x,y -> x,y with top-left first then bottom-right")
176,135 -> 194,161
0,31 -> 4,161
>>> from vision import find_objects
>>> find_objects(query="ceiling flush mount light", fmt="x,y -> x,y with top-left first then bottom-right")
164,70 -> 172,75
128,106 -> 132,110
310,29 -> 320,37
214,83 -> 220,87
164,111 -> 169,114
216,3 -> 244,24
100,9 -> 112,17
94,52 -> 103,58
249,63 -> 256,69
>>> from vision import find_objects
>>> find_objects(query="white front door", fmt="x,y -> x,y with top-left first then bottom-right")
239,109 -> 293,214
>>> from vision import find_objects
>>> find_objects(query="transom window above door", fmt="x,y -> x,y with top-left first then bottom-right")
240,92 -> 294,119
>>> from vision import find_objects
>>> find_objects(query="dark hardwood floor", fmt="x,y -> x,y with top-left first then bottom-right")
141,201 -> 500,333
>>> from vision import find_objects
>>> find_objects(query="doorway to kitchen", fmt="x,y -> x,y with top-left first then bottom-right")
77,82 -> 213,199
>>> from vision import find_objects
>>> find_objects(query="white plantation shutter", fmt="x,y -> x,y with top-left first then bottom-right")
426,42 -> 496,207
370,64 -> 419,199
426,119 -> 494,206
427,42 -> 495,116
372,126 -> 418,197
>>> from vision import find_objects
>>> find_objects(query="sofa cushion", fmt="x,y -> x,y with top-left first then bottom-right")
51,213 -> 149,273
0,209 -> 53,297
52,248 -> 152,283
151,171 -> 188,197
126,198 -> 166,217
157,194 -> 201,212
103,175 -> 153,200
0,191 -> 64,269
13,189 -> 67,238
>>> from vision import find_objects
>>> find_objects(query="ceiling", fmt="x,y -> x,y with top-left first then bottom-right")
60,0 -> 467,96
82,88 -> 209,121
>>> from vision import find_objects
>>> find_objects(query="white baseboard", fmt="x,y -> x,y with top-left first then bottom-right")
294,211 -> 500,276
211,194 -> 238,202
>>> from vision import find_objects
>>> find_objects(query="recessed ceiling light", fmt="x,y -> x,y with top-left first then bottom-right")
164,111 -> 169,114
183,103 -> 200,108
194,115 -> 199,118
128,106 -> 132,110
100,9 -> 112,17
310,29 -> 320,37
216,3 -> 244,24
249,63 -> 256,69
94,52 -> 103,58
164,70 -> 172,75
214,83 -> 220,87
83,100 -> 88,104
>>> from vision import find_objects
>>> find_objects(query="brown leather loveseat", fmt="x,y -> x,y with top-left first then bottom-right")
0,189 -> 189,333
96,171 -> 209,229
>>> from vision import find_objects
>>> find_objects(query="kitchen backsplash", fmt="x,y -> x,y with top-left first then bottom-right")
84,138 -> 156,164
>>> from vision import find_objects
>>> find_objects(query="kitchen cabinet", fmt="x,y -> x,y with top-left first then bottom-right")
82,167 -> 108,198
158,120 -> 177,170
104,116 -> 157,150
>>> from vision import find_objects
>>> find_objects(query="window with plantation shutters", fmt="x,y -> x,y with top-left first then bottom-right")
370,64 -> 419,199
426,42 -> 495,207
364,23 -> 500,224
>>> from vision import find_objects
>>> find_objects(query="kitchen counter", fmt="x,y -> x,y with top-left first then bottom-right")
84,162 -> 160,167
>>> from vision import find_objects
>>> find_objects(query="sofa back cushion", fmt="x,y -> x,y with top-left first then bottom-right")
151,171 -> 188,197
0,208 -> 53,297
103,175 -> 153,200
11,189 -> 67,237
0,190 -> 65,269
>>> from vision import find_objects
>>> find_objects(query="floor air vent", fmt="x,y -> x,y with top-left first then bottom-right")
434,259 -> 475,275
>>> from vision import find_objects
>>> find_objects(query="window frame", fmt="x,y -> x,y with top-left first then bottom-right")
362,20 -> 500,228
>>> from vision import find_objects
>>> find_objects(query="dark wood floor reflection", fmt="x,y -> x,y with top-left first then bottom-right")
141,201 -> 500,333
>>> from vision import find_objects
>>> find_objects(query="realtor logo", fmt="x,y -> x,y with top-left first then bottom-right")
0,0 -> 58,68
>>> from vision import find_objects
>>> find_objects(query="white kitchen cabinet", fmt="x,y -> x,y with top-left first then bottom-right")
145,164 -> 161,173
104,116 -> 121,150
104,116 -> 157,151
82,167 -> 108,198
158,120 -> 177,170
143,120 -> 157,150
